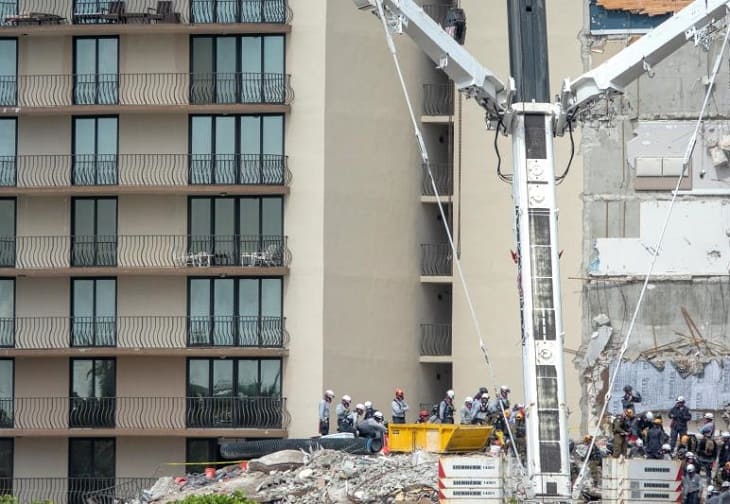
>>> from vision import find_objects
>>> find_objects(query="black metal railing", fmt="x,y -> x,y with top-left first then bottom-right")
0,72 -> 293,107
420,243 -> 452,276
0,153 -> 290,188
422,162 -> 453,196
7,234 -> 290,269
0,396 -> 290,430
419,323 -> 452,356
0,0 -> 291,26
0,478 -> 157,504
0,315 -> 288,349
423,83 -> 454,116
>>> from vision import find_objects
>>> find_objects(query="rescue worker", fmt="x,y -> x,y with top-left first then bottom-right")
513,411 -> 527,460
678,433 -> 699,459
357,411 -> 387,441
712,481 -> 730,504
612,409 -> 631,458
661,443 -> 673,460
491,385 -> 510,413
353,403 -> 366,427
682,464 -> 701,504
439,389 -> 455,424
391,388 -> 409,424
336,394 -> 354,433
460,396 -> 474,424
698,431 -> 718,485
363,400 -> 375,420
416,409 -> 430,424
473,386 -> 488,402
575,435 -> 602,487
707,485 -> 719,504
621,384 -> 642,411
683,452 -> 698,475
629,438 -> 646,458
472,394 -> 490,425
318,389 -> 335,435
634,410 -> 654,440
645,417 -> 669,459
701,412 -> 716,437
718,432 -> 730,467
669,396 -> 692,450
715,461 -> 730,486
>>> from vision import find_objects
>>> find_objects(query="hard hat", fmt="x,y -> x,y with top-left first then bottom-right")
373,411 -> 384,420
464,396 -> 473,404
695,433 -> 703,439
584,434 -> 593,442
623,385 -> 633,392
624,408 -> 634,417
364,400 -> 372,408
722,431 -> 730,438
662,444 -> 671,451
686,464 -> 695,472
681,435 -> 689,444
500,385 -> 510,392
723,481 -> 730,488
645,411 -> 653,421
355,403 -> 365,412
705,412 -> 714,420
709,485 -> 716,493
481,395 -> 489,402
677,396 -> 685,402
686,451 -> 695,458
479,387 -> 488,394
447,390 -> 455,399
654,418 -> 663,424
395,388 -> 404,398
325,390 -> 335,398
635,438 -> 643,447
342,394 -> 351,403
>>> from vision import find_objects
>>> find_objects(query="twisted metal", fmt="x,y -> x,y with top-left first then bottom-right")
2,73 -> 292,108
0,154 -> 290,188
420,243 -> 452,276
1,396 -> 290,430
0,315 -> 289,349
0,478 -> 157,504
422,83 -> 454,116
419,323 -> 452,356
421,162 -> 452,196
8,234 -> 290,269
0,0 -> 292,26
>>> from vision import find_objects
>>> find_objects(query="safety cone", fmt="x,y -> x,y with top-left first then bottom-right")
381,434 -> 390,455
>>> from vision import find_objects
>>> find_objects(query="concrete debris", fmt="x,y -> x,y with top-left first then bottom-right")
138,449 -> 438,504
582,326 -> 613,370
592,313 -> 611,328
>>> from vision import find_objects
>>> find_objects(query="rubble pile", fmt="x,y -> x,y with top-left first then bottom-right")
140,449 -> 439,504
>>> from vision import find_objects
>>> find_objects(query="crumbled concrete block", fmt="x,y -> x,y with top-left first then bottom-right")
592,313 -> 611,327
248,449 -> 307,473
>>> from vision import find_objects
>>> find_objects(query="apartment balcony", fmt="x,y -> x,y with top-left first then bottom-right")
0,315 -> 289,357
422,83 -> 454,122
420,243 -> 452,283
419,323 -> 452,363
421,162 -> 453,203
0,478 -> 157,504
422,2 -> 454,25
0,396 -> 290,436
0,234 -> 290,276
0,72 -> 293,116
0,154 -> 291,196
0,0 -> 292,37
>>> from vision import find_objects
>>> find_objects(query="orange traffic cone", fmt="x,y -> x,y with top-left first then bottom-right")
381,434 -> 390,455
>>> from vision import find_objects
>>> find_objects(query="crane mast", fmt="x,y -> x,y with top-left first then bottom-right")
351,0 -> 730,499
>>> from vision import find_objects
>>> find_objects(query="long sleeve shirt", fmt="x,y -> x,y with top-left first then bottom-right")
460,406 -> 473,424
318,399 -> 331,422
391,398 -> 409,419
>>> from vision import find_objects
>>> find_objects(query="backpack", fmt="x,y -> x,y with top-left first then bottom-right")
704,438 -> 716,457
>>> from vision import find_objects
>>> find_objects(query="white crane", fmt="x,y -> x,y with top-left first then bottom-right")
352,0 -> 730,499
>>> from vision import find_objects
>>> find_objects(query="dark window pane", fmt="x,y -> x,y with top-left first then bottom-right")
72,360 -> 93,398
260,360 -> 281,396
261,197 -> 282,236
69,439 -> 93,477
263,36 -> 284,74
0,39 -> 17,106
0,439 -> 12,479
212,360 -> 233,397
0,200 -> 14,237
237,360 -> 258,396
188,359 -> 210,397
0,119 -> 15,186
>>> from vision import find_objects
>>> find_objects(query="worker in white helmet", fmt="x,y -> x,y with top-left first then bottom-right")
669,395 -> 692,450
438,389 -> 455,424
336,394 -> 354,433
318,389 -> 335,435
718,431 -> 730,468
682,463 -> 701,504
460,396 -> 474,424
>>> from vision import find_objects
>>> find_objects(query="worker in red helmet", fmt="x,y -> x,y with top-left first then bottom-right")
391,387 -> 409,424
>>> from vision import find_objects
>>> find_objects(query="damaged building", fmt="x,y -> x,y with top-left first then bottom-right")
579,0 -> 730,431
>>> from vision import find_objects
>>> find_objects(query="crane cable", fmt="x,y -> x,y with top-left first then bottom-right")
372,0 -> 528,484
571,22 -> 730,499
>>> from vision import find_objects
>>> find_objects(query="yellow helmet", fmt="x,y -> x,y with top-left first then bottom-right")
624,409 -> 634,418
584,434 -> 593,442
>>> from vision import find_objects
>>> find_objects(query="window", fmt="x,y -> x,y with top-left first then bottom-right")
190,115 -> 284,185
190,0 -> 288,23
186,439 -> 222,474
589,0 -> 669,35
71,279 -> 116,347
0,438 -> 11,495
73,37 -> 118,105
188,277 -> 282,346
187,358 -> 282,428
68,438 -> 115,504
190,35 -> 285,104
0,199 -> 14,268
73,116 -> 118,185
0,280 -> 13,348
189,196 -> 283,266
0,359 -> 11,429
71,197 -> 117,267
0,39 -> 16,107
0,119 -> 15,187
70,358 -> 115,428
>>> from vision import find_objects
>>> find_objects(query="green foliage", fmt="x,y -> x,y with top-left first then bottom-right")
0,497 -> 53,504
174,491 -> 255,504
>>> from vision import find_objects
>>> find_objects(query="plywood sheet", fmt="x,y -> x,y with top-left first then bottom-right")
596,0 -> 692,16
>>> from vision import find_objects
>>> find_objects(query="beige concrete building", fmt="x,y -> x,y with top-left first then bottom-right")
0,0 -> 589,500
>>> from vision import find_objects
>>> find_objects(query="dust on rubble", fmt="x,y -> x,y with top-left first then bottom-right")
139,449 -> 440,504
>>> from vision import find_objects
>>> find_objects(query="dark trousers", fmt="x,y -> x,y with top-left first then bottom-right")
319,419 -> 329,436
670,425 -> 687,449
698,460 -> 713,484
392,417 -> 405,424
684,490 -> 699,504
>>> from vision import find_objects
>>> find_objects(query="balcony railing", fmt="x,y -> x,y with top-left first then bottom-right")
0,154 -> 290,189
0,396 -> 290,430
0,478 -> 157,504
0,0 -> 292,27
0,234 -> 290,270
420,323 -> 452,356
420,243 -> 452,276
422,162 -> 453,197
0,72 -> 293,108
423,83 -> 454,116
422,2 -> 454,25
0,315 -> 288,349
